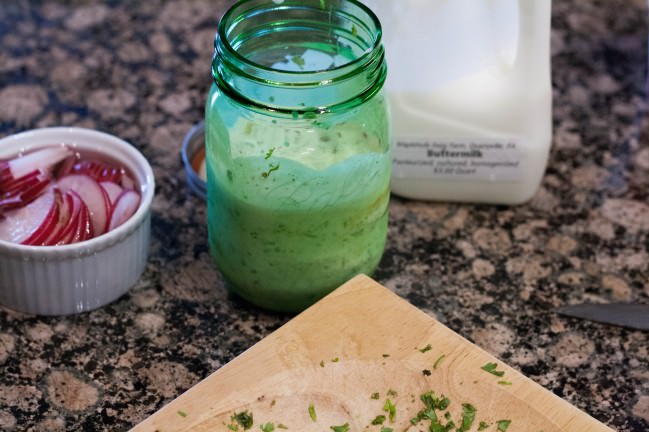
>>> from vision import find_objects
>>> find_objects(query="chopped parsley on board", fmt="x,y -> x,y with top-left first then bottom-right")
383,398 -> 396,421
457,403 -> 477,431
497,419 -> 512,431
330,422 -> 350,432
481,362 -> 506,377
231,411 -> 253,430
433,354 -> 446,369
260,422 -> 274,432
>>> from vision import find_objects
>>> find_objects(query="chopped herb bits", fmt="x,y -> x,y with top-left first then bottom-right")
418,344 -> 433,353
260,422 -> 275,432
219,355 -> 519,432
458,403 -> 477,431
231,411 -> 254,430
223,387 -> 513,432
383,398 -> 396,422
330,422 -> 350,432
481,362 -> 506,377
497,419 -> 512,431
478,421 -> 491,430
308,403 -> 317,422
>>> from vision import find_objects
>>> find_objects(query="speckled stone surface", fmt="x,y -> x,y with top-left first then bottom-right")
0,1 -> 648,431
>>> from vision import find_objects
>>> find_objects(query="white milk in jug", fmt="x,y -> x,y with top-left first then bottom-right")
362,0 -> 553,204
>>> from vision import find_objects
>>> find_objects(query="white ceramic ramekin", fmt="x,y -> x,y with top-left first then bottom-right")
0,127 -> 155,315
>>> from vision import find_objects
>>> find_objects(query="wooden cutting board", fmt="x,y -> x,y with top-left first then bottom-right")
132,275 -> 614,432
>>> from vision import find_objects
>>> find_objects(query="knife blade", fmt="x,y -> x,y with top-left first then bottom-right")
556,302 -> 649,331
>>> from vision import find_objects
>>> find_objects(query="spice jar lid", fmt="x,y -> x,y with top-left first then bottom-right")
181,121 -> 206,200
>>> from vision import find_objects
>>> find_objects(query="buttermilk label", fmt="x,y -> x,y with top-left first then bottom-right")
392,137 -> 523,181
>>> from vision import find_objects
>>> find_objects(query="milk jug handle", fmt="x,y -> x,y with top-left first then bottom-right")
515,0 -> 552,75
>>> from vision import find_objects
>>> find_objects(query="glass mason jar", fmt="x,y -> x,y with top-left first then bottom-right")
206,0 -> 390,312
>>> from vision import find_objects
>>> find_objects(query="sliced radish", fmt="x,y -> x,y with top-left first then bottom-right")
53,190 -> 92,245
2,170 -> 41,195
56,154 -> 77,179
99,181 -> 123,206
57,174 -> 110,236
0,189 -> 56,244
7,146 -> 72,180
0,161 -> 10,184
55,191 -> 83,245
74,199 -> 93,242
0,177 -> 51,211
70,159 -> 123,184
108,190 -> 140,231
41,190 -> 74,246
0,144 -> 139,245
21,189 -> 61,246
120,174 -> 135,190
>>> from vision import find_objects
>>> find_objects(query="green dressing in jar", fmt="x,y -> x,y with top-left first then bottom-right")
206,0 -> 390,312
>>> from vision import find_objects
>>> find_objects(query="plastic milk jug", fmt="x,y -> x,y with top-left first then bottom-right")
361,0 -> 553,204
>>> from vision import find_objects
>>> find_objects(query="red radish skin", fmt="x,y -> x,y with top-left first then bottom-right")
58,190 -> 92,245
0,189 -> 56,244
75,199 -> 93,242
42,190 -> 75,246
22,189 -> 62,246
0,145 -> 140,245
108,190 -> 140,231
56,154 -> 77,179
2,170 -> 41,194
76,190 -> 94,242
57,192 -> 81,245
99,181 -> 123,206
57,174 -> 109,236
0,161 -> 10,184
70,159 -> 123,184
0,177 -> 52,211
1,167 -> 50,212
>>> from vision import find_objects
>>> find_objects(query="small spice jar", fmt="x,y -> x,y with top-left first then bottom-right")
206,0 -> 390,312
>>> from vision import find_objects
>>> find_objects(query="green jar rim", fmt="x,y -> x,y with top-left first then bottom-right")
216,0 -> 383,75
212,0 -> 387,114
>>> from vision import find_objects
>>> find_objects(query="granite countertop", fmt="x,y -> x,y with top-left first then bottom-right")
0,0 -> 648,431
